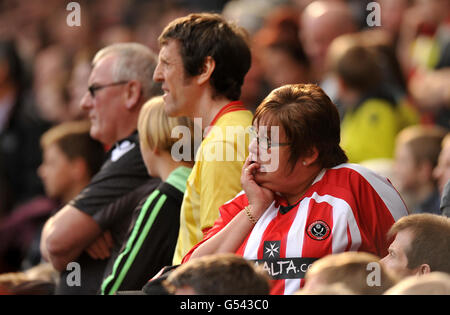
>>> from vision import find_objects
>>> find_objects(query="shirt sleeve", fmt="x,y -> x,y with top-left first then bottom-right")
182,191 -> 248,263
69,144 -> 150,218
347,168 -> 405,257
92,178 -> 161,230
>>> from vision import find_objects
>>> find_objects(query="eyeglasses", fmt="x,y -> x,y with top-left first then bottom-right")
88,81 -> 129,98
248,126 -> 291,150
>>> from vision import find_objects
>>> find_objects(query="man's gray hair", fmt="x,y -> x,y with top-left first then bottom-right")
93,43 -> 161,100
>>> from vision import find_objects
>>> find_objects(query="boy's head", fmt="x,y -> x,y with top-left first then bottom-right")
335,44 -> 381,95
394,125 -> 447,192
38,120 -> 104,202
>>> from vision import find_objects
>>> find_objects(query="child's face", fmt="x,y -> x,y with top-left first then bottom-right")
38,143 -> 76,200
394,143 -> 418,191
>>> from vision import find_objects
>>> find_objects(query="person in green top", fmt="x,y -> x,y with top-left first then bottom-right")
100,96 -> 195,295
329,36 -> 418,164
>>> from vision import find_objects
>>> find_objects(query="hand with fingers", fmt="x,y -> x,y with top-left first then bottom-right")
85,230 -> 114,260
241,156 -> 275,222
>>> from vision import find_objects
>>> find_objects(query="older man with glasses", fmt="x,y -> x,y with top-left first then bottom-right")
40,43 -> 162,294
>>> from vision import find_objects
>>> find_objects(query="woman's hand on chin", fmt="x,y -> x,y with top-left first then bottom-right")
241,156 -> 275,219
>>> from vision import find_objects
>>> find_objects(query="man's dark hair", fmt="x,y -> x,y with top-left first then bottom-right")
159,13 -> 251,101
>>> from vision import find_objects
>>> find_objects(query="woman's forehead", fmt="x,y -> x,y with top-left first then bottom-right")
254,117 -> 288,141
254,114 -> 281,130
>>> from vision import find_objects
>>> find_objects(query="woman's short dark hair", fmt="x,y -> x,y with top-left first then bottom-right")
254,84 -> 348,168
158,13 -> 251,101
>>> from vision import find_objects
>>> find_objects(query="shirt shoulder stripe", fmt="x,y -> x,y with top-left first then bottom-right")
331,163 -> 408,221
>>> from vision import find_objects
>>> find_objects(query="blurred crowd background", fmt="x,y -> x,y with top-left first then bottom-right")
0,0 -> 449,273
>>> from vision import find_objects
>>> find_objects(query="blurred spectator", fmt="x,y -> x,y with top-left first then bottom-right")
408,68 -> 450,117
0,120 -> 104,273
299,0 -> 357,94
222,0 -> 286,35
380,213 -> 450,279
301,252 -> 398,295
253,5 -> 310,91
43,2 -> 93,58
32,45 -> 72,124
329,39 -> 412,163
384,272 -> 450,295
357,29 -> 408,98
441,180 -> 450,217
162,253 -> 271,295
0,262 -> 59,295
99,25 -> 135,48
357,30 -> 420,133
433,133 -> 450,195
259,41 -> 310,89
239,47 -> 269,112
100,96 -> 195,295
398,0 -> 450,74
394,125 -> 447,214
243,4 -> 310,111
38,120 -> 104,206
132,2 -> 190,53
0,40 -> 49,217
253,4 -> 302,45
40,43 -> 160,294
397,0 -> 450,127
379,0 -> 411,43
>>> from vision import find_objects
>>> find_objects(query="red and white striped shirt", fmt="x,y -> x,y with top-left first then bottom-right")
183,163 -> 408,295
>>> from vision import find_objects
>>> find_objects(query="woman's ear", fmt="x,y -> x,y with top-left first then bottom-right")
196,56 -> 215,85
152,145 -> 160,156
303,147 -> 319,166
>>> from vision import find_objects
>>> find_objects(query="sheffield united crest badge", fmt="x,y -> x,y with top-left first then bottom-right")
306,220 -> 330,241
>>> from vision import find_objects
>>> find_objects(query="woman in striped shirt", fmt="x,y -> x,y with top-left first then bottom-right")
184,84 -> 408,295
